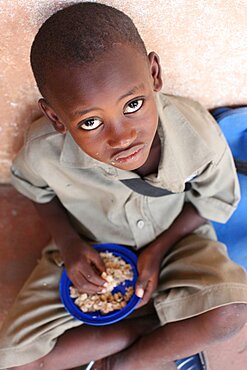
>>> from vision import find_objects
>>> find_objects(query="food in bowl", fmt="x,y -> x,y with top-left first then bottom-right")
69,251 -> 134,314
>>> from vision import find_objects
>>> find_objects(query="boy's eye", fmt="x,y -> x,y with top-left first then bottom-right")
80,118 -> 102,131
124,99 -> 144,114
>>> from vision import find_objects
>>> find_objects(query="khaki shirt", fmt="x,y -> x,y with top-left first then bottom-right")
11,93 -> 240,249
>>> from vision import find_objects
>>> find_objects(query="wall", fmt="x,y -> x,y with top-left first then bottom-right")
1,0 -> 247,182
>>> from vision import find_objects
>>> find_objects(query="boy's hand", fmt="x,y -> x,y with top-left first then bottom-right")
61,238 -> 107,294
135,248 -> 161,307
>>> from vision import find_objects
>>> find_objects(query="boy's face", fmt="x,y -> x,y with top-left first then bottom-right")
40,45 -> 162,171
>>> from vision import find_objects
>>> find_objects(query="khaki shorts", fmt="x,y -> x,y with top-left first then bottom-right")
0,223 -> 247,368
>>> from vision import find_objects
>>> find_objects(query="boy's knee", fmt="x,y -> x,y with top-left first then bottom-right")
202,303 -> 247,342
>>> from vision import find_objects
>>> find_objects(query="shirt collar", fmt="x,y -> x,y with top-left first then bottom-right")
150,93 -> 217,192
60,132 -> 95,168
60,131 -> 119,176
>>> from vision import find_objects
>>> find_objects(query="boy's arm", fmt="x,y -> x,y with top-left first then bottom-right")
12,148 -> 106,293
144,202 -> 205,259
135,114 -> 240,306
135,202 -> 205,305
33,197 -> 106,293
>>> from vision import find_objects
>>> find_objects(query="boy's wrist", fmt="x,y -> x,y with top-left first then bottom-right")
148,229 -> 175,260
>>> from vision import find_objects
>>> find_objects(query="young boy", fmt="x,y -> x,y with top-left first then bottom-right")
0,2 -> 247,370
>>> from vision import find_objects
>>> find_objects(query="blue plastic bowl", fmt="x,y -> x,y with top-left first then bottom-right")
60,243 -> 140,325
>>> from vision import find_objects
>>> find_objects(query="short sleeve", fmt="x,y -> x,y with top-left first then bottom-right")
11,147 -> 55,204
185,144 -> 240,223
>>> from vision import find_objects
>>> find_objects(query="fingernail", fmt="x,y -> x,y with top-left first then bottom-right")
103,282 -> 108,287
101,288 -> 106,293
136,288 -> 144,298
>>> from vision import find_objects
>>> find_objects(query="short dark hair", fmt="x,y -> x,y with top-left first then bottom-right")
30,2 -> 147,96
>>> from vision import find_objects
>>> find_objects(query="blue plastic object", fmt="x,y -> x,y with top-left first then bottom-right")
60,243 -> 140,325
175,353 -> 207,369
212,107 -> 247,269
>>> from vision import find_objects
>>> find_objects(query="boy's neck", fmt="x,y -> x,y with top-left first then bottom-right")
134,132 -> 161,177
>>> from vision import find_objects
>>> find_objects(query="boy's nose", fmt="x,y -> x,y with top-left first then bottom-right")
107,124 -> 137,149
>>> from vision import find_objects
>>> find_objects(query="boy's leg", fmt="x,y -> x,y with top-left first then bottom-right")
108,303 -> 247,370
10,313 -> 159,370
0,242 -> 80,369
38,302 -> 231,370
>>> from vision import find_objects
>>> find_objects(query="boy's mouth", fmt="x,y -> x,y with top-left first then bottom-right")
111,144 -> 146,164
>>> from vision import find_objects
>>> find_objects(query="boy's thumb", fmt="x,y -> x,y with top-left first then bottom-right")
135,279 -> 145,298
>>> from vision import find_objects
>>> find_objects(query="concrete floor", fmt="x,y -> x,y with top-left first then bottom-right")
0,184 -> 246,369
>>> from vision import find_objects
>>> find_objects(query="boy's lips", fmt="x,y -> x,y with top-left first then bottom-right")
111,143 -> 146,163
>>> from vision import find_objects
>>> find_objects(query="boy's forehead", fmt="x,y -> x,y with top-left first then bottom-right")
45,45 -> 151,105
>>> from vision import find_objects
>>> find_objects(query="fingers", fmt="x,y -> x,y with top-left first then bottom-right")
77,278 -> 106,294
135,273 -> 157,307
138,281 -> 153,307
83,264 -> 106,287
135,276 -> 147,299
90,251 -> 106,274
135,285 -> 145,299
68,259 -> 106,294
64,243 -> 107,293
71,270 -> 107,294
77,249 -> 107,289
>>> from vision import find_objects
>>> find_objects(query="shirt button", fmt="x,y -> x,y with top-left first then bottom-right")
137,219 -> 145,229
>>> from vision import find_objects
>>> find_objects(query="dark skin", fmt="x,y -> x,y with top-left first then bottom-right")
11,45 -> 247,370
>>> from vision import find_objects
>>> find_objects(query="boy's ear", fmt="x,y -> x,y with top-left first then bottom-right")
148,52 -> 163,92
38,98 -> 67,134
